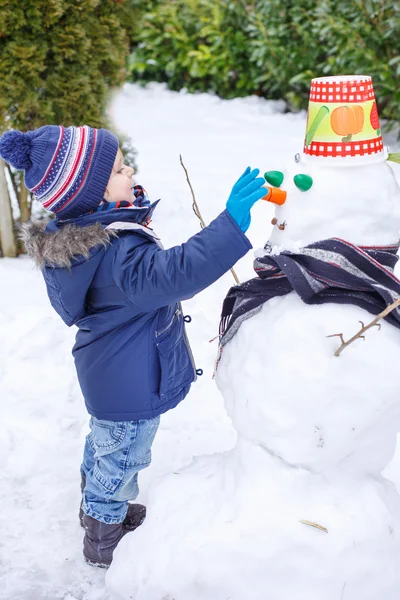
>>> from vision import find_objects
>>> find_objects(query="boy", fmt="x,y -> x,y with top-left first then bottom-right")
0,124 -> 266,567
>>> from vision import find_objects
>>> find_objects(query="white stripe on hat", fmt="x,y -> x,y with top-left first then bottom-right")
41,126 -> 90,211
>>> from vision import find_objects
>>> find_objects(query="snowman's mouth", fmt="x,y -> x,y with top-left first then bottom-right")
271,218 -> 287,231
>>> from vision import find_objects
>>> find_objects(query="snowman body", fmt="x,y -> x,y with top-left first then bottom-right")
213,157 -> 400,598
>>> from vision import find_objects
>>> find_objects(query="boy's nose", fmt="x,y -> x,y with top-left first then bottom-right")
127,166 -> 135,178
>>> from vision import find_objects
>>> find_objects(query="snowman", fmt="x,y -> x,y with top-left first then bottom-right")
107,76 -> 400,600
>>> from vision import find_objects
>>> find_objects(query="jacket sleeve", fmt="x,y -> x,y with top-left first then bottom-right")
112,210 -> 252,311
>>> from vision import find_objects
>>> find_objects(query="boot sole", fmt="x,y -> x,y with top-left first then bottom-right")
84,557 -> 111,569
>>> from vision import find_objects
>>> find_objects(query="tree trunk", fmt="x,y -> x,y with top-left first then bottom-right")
18,182 -> 31,223
0,159 -> 18,258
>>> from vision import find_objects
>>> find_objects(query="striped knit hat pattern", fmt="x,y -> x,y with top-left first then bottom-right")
0,125 -> 119,220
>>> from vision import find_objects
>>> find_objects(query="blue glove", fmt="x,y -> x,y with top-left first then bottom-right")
226,167 -> 266,232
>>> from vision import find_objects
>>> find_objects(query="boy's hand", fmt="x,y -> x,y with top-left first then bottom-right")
226,167 -> 266,232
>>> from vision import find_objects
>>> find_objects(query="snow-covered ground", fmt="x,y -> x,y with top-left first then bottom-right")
1,83 -> 400,600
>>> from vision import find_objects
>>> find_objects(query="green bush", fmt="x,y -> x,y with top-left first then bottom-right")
0,0 -> 137,258
0,0 -> 135,131
129,0 -> 254,96
129,0 -> 400,123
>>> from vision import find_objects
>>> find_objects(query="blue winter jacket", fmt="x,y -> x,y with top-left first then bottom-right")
23,205 -> 251,420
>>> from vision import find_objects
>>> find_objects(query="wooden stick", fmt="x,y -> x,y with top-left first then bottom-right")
179,155 -> 240,286
327,297 -> 400,357
0,159 -> 18,257
179,154 -> 207,229
300,519 -> 328,533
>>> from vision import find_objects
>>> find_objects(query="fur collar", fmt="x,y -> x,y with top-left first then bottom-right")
20,221 -> 117,269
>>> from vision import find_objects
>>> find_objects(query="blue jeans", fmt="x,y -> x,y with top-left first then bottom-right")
81,416 -> 160,524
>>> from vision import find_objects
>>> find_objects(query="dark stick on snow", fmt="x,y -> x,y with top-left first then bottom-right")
328,297 -> 400,357
341,582 -> 347,599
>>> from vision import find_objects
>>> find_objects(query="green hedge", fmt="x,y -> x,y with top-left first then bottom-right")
0,0 -> 137,131
129,0 -> 400,124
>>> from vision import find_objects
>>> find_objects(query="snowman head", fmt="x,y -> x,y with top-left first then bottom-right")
266,157 -> 400,249
265,75 -> 400,250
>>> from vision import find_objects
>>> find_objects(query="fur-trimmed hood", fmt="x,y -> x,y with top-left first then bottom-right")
20,221 -> 116,269
20,200 -> 160,269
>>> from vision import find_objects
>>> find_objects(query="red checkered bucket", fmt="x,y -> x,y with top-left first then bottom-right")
303,75 -> 384,164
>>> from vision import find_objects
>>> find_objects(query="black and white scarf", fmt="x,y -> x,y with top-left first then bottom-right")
219,238 -> 400,347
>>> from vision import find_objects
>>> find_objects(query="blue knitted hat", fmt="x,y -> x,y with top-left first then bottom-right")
0,125 -> 119,219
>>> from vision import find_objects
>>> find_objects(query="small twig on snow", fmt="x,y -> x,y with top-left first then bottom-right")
327,297 -> 400,357
299,519 -> 328,533
179,154 -> 240,286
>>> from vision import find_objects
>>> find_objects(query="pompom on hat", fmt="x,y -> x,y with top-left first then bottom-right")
0,125 -> 119,219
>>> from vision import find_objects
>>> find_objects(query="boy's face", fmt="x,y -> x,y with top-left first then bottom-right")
104,149 -> 135,203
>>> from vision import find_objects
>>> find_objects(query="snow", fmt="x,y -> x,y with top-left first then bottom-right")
108,439 -> 400,600
1,82 -> 400,599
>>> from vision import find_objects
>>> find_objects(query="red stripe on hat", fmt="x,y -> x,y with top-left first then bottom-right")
32,126 -> 65,193
43,127 -> 86,209
51,128 -> 98,211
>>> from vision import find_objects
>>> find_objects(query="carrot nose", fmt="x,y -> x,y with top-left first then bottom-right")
262,186 -> 287,206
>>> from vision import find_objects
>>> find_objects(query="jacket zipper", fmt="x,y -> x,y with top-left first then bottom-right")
156,308 -> 181,338
156,304 -> 197,382
179,302 -> 197,382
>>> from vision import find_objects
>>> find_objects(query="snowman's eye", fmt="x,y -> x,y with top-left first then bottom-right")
264,170 -> 284,187
294,173 -> 313,191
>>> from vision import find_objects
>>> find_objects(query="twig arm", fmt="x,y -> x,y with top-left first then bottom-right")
327,297 -> 400,357
179,155 -> 207,229
179,155 -> 240,285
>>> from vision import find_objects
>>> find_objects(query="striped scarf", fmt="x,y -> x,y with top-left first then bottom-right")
219,238 -> 400,347
97,184 -> 151,211
96,184 -> 154,225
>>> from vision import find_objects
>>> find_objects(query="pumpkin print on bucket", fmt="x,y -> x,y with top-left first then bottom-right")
330,105 -> 365,142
